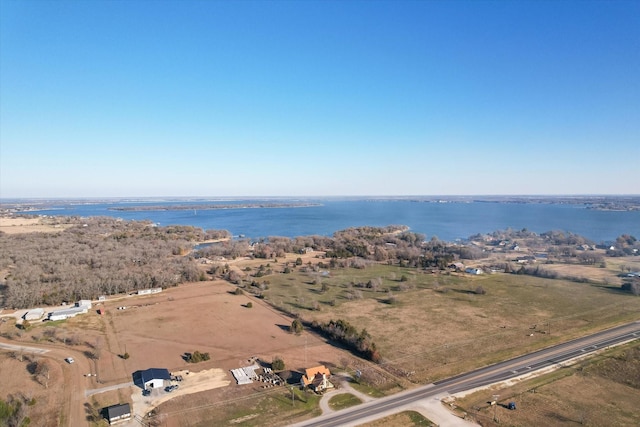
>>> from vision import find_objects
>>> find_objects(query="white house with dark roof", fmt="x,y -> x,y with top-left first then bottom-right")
132,368 -> 171,390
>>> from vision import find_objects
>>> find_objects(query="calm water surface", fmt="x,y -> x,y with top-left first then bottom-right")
26,200 -> 639,243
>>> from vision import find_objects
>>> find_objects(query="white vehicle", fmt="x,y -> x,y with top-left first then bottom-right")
65,357 -> 75,364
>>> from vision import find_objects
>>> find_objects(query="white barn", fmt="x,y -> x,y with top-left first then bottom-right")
132,368 -> 171,390
48,307 -> 87,321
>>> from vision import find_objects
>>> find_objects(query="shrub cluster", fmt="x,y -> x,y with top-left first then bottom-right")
313,319 -> 380,362
186,351 -> 210,363
271,356 -> 285,371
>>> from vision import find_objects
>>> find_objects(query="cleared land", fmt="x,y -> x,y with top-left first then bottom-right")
0,216 -> 73,234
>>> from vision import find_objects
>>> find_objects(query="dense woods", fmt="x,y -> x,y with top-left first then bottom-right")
0,217 -> 229,308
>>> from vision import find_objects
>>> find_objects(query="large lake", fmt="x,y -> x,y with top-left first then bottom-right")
22,199 -> 639,243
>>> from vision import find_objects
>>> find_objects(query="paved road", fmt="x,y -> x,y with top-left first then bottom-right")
292,321 -> 640,427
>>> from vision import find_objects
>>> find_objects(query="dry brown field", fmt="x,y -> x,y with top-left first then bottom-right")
0,352 -> 65,427
259,260 -> 640,384
535,255 -> 639,286
102,280 -> 344,376
1,279 -> 349,426
0,216 -> 73,234
455,341 -> 640,426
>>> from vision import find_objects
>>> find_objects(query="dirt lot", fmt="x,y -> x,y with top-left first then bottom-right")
102,281 -> 344,376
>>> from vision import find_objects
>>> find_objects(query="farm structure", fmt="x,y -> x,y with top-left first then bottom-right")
105,403 -> 131,424
47,300 -> 92,321
137,288 -> 162,296
133,368 -> 171,390
231,364 -> 260,385
231,364 -> 285,387
23,308 -> 45,321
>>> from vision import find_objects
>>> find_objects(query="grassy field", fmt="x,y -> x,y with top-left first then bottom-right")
362,410 -> 435,426
253,260 -> 640,383
454,340 -> 640,426
328,393 -> 362,410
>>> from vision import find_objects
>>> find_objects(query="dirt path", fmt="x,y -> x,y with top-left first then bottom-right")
98,310 -> 130,383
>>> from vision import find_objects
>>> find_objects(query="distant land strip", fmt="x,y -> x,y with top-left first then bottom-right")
109,203 -> 322,211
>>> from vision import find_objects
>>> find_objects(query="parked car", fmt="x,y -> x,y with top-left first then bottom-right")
65,357 -> 75,364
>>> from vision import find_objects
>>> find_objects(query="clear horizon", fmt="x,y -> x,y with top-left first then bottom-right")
1,1 -> 639,198
2,194 -> 639,203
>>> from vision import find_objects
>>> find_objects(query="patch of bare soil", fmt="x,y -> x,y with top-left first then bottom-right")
104,280 -> 343,376
130,368 -> 230,421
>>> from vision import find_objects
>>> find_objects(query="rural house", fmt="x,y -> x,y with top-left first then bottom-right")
301,365 -> 333,393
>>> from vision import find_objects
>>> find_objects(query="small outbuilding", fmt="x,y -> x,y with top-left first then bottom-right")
23,308 -> 45,321
133,368 -> 171,390
105,403 -> 131,424
77,300 -> 92,309
448,262 -> 465,271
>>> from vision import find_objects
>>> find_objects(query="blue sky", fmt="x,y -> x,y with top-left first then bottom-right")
1,0 -> 638,198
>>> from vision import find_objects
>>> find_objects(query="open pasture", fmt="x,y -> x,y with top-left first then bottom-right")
257,262 -> 640,382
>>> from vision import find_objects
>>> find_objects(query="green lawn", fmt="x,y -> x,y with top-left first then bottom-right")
328,393 -> 363,410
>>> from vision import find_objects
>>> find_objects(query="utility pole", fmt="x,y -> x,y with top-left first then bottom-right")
547,322 -> 551,336
493,394 -> 499,422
